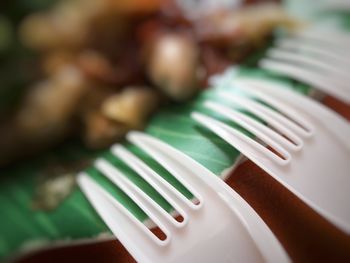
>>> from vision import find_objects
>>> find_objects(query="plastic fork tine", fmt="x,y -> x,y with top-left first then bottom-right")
128,128 -> 287,181
204,100 -> 299,153
261,56 -> 349,92
128,131 -> 221,190
191,112 -> 291,167
111,144 -> 190,224
234,77 -> 350,150
275,38 -> 350,67
127,132 -> 205,209
220,87 -> 315,136
128,130 -> 288,179
218,91 -> 309,142
126,132 -> 290,263
284,34 -> 350,58
94,158 -> 173,241
267,48 -> 350,80
77,173 -> 165,260
125,132 -> 240,194
259,58 -> 350,103
127,131 -> 217,184
321,0 -> 350,11
293,28 -> 350,49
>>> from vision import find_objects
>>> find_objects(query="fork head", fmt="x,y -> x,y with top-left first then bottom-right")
260,26 -> 350,103
192,78 -> 350,233
78,131 -> 290,262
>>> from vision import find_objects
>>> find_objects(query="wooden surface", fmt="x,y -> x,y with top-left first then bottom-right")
17,96 -> 350,263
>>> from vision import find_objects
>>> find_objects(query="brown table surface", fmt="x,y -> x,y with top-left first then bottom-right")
17,96 -> 350,263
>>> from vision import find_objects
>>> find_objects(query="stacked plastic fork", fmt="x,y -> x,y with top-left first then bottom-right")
77,4 -> 350,263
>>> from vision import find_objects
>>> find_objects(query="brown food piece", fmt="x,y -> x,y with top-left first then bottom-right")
42,51 -> 77,75
15,65 -> 86,140
83,86 -> 159,149
101,86 -> 160,128
77,50 -> 118,84
32,173 -> 76,211
83,111 -> 129,149
19,0 -> 161,51
77,49 -> 142,86
200,45 -> 234,81
104,0 -> 161,15
32,159 -> 91,211
146,33 -> 201,101
19,10 -> 88,50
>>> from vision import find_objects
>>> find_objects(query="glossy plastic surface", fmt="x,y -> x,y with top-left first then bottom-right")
77,131 -> 290,263
192,77 -> 350,233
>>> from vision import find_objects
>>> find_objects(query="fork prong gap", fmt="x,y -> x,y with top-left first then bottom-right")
111,145 -> 190,225
149,221 -> 168,241
206,97 -> 299,156
192,112 -> 291,166
175,214 -> 184,223
125,136 -> 203,209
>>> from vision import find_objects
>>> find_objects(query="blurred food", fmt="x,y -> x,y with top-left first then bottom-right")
146,33 -> 201,101
33,173 -> 76,211
0,0 -> 295,166
16,66 -> 86,140
101,86 -> 160,128
84,86 -> 160,149
32,159 -> 90,211
83,111 -> 129,149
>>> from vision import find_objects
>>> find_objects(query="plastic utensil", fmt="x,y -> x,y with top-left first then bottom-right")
77,131 -> 290,263
260,27 -> 350,103
192,77 -> 350,233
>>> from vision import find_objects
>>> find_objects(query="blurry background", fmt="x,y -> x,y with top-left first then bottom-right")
0,0 -> 287,167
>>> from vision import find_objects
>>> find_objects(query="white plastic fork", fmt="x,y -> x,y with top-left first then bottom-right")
286,0 -> 350,16
77,131 -> 290,263
260,27 -> 350,103
192,79 -> 350,234
234,77 -> 350,149
318,0 -> 350,11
